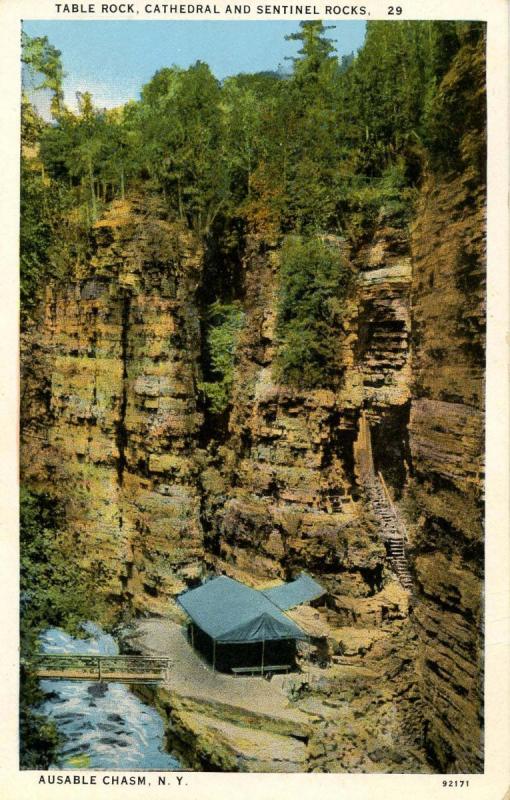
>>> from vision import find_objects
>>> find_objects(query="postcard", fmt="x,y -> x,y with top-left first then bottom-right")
0,0 -> 508,798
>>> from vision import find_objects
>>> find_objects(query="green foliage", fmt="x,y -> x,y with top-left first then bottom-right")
269,23 -> 348,233
21,31 -> 65,115
28,21 -> 485,238
338,21 -> 484,178
124,62 -> 230,234
20,39 -> 93,317
31,21 -> 485,240
199,302 -> 245,414
22,22 -> 485,323
20,697 -> 62,770
20,162 -> 56,314
40,95 -> 128,223
20,487 -> 107,634
285,21 -> 338,89
337,159 -> 417,242
20,155 -> 89,318
275,237 -> 352,388
421,28 -> 486,175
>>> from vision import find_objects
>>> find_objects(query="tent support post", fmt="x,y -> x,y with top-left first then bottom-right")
261,638 -> 265,677
212,639 -> 216,673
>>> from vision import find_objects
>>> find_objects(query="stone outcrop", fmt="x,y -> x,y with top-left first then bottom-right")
128,613 -> 427,774
355,219 -> 412,409
21,196 -> 417,614
21,199 -> 206,613
137,686 -> 309,773
304,621 -> 429,773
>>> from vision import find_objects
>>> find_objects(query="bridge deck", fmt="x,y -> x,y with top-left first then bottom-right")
31,654 -> 172,683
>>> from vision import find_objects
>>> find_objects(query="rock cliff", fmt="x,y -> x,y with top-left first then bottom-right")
205,226 -> 413,601
21,198 -> 206,613
406,167 -> 485,772
404,36 -> 486,773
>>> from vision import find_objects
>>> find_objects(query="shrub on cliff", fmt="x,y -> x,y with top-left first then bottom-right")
274,236 -> 352,388
337,159 -> 417,243
199,301 -> 245,414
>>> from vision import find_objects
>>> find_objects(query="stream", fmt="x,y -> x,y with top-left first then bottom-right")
38,622 -> 182,770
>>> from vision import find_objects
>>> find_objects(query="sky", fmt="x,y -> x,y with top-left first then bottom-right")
22,20 -> 366,113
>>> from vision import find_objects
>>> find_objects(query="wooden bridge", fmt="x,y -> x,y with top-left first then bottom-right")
32,654 -> 171,684
356,411 -> 413,591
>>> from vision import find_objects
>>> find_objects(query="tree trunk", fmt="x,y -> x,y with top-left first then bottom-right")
88,157 -> 97,222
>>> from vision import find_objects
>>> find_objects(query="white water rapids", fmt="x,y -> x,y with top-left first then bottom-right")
38,622 -> 182,770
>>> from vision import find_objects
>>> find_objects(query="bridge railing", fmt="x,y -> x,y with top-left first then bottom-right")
30,654 -> 172,682
377,470 -> 408,542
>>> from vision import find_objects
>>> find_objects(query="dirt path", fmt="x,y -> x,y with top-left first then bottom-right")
129,618 -> 310,722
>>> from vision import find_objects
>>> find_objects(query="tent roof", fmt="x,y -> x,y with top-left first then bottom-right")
261,572 -> 326,611
177,576 -> 307,643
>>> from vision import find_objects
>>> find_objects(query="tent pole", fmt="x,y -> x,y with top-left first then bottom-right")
261,637 -> 265,677
212,639 -> 216,673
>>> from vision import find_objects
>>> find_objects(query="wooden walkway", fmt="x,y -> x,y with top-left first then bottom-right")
32,654 -> 172,683
356,411 -> 413,591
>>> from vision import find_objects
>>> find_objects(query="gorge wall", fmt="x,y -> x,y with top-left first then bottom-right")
404,37 -> 486,773
406,172 -> 485,772
205,220 -> 413,620
21,200 -> 413,618
21,198 -> 207,611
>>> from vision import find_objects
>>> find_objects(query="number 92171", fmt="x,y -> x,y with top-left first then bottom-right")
442,781 -> 470,788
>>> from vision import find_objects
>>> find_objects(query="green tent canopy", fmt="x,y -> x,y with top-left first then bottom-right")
261,572 -> 326,611
177,575 -> 308,644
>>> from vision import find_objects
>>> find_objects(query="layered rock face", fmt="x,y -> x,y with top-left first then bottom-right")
21,199 -> 206,613
203,228 -> 413,627
21,202 -> 416,631
355,219 -> 412,410
403,37 -> 486,773
407,170 -> 485,772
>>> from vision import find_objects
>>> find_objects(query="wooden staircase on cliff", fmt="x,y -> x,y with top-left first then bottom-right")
357,412 -> 413,591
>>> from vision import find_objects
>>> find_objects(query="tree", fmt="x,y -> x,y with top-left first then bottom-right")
21,32 -> 65,117
285,21 -> 337,88
41,92 -> 121,222
133,62 -> 230,235
222,78 -> 262,199
20,159 -> 62,314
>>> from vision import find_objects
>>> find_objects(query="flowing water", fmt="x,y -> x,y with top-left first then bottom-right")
38,623 -> 182,770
